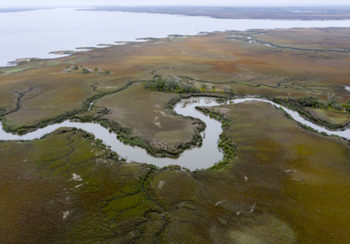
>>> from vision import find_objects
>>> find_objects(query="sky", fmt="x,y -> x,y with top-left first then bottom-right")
1,0 -> 350,7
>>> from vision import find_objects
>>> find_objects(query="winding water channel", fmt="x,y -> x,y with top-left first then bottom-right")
1,97 -> 349,170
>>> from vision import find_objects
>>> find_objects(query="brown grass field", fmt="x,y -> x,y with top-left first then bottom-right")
96,83 -> 201,154
1,28 -> 350,134
1,103 -> 350,243
1,28 -> 350,243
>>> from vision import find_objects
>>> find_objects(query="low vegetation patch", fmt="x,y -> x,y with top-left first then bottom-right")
145,74 -> 199,93
63,65 -> 110,74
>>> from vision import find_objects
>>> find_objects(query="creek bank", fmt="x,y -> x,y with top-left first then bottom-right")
0,97 -> 225,170
0,83 -> 216,159
196,106 -> 237,170
1,95 -> 350,170
272,97 -> 350,130
72,92 -> 231,158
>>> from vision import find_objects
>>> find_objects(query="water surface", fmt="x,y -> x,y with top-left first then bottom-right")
2,8 -> 350,66
0,97 -> 224,170
1,97 -> 349,170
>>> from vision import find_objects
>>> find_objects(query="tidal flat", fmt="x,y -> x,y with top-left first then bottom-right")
1,27 -> 350,243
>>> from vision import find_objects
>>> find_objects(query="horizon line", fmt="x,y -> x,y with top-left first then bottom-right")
2,5 -> 350,8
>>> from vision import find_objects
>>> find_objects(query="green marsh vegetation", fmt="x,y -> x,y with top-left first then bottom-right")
1,27 -> 350,243
273,95 -> 350,129
94,83 -> 205,157
145,74 -> 199,93
2,102 -> 350,243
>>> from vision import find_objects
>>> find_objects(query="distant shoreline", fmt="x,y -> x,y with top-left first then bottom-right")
0,7 -> 47,13
2,7 -> 350,67
82,6 -> 350,20
2,6 -> 350,20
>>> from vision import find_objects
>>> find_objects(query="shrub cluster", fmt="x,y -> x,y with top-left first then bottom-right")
297,96 -> 347,112
145,75 -> 199,93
